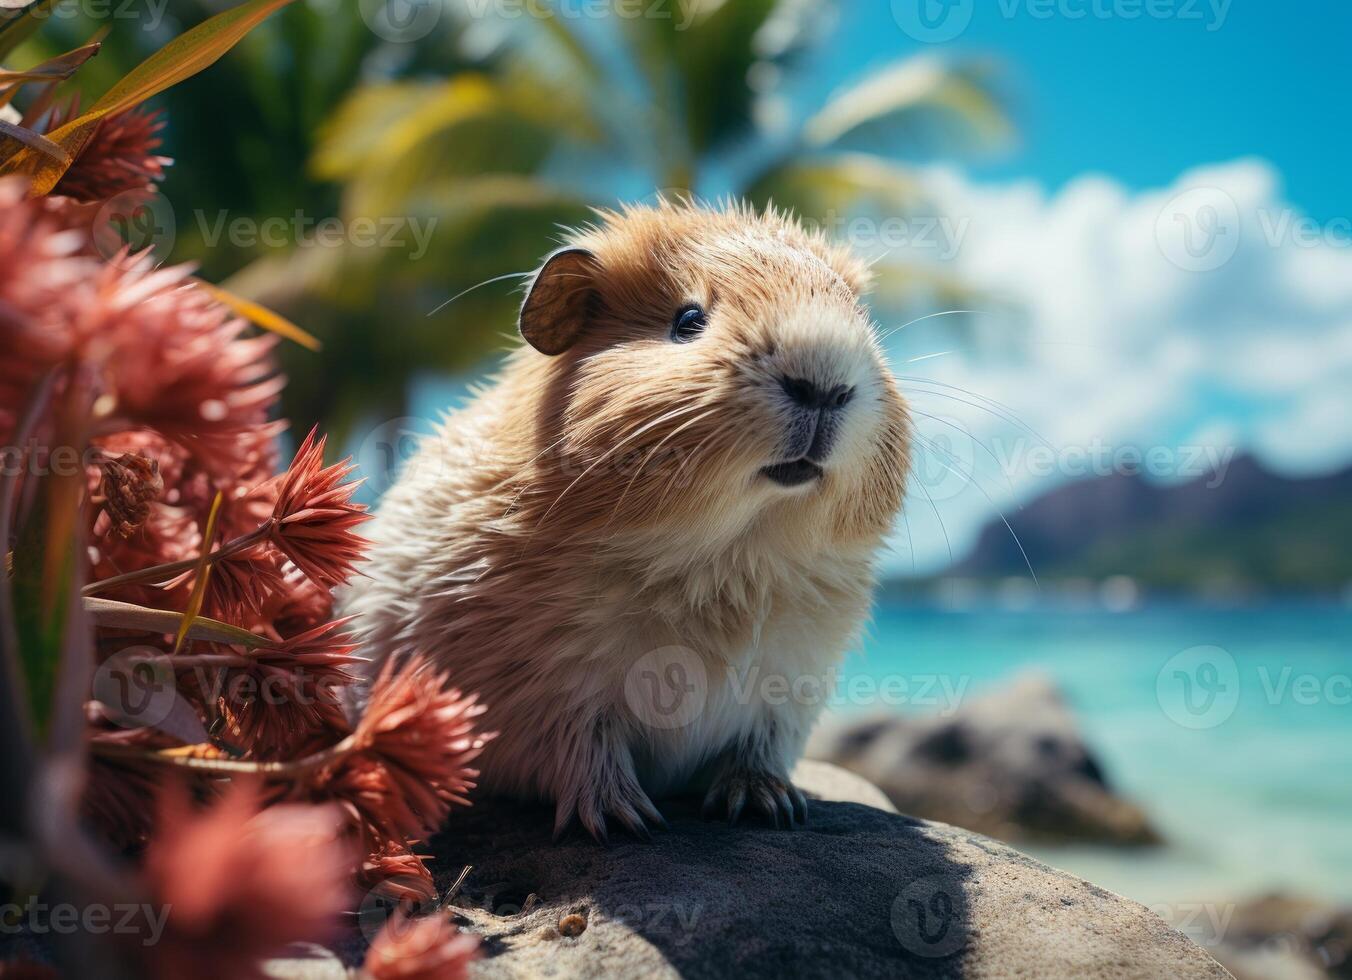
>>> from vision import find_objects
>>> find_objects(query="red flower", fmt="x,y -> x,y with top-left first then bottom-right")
84,255 -> 286,478
359,840 -> 437,908
203,547 -> 287,623
261,426 -> 370,589
363,912 -> 480,980
351,656 -> 488,832
49,105 -> 171,204
309,656 -> 489,846
141,781 -> 354,980
218,620 -> 364,757
0,178 -> 97,442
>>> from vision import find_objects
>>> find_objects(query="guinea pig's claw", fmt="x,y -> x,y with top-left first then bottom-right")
789,785 -> 809,825
726,784 -> 748,827
704,768 -> 807,830
555,782 -> 665,845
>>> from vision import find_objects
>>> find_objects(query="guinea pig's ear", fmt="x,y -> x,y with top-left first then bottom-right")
519,247 -> 599,355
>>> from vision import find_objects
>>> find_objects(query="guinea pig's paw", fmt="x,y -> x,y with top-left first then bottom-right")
554,779 -> 668,846
702,766 -> 808,829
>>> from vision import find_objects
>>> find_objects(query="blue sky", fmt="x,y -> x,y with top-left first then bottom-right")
408,4 -> 1352,575
818,2 -> 1350,222
768,3 -> 1352,572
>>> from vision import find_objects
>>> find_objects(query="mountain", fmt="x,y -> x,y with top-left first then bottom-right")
937,455 -> 1352,593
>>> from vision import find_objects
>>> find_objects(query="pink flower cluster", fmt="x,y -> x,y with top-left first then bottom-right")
1,112 -> 484,978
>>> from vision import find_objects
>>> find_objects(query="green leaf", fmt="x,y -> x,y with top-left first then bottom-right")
83,598 -> 266,648
9,383 -> 88,739
313,75 -> 586,220
744,154 -> 925,222
0,0 -> 61,63
805,57 -> 1012,154
0,40 -> 100,89
2,0 -> 298,194
196,279 -> 321,351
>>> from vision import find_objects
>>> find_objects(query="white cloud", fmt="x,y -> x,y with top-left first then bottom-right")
876,159 -> 1352,573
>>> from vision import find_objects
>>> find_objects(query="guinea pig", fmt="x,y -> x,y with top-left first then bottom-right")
346,201 -> 910,842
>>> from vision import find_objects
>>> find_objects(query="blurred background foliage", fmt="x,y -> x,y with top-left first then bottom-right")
15,0 -> 1011,438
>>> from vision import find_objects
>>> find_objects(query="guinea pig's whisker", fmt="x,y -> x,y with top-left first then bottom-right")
901,376 -> 1037,430
604,407 -> 721,528
907,470 -> 954,568
905,350 -> 957,364
878,309 -> 985,342
900,378 -> 1054,450
909,408 -> 1016,497
915,432 -> 1039,588
535,402 -> 712,529
494,429 -> 576,496
426,270 -> 533,318
899,507 -> 918,574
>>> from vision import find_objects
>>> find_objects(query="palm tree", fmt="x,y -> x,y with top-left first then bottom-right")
234,0 -> 1012,434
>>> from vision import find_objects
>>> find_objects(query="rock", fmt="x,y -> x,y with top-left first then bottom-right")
806,672 -> 1161,846
317,761 -> 1229,979
1208,894 -> 1352,980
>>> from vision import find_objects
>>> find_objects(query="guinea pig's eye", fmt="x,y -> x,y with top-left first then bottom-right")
670,304 -> 707,344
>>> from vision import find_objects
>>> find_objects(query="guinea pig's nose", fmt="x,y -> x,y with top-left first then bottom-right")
780,375 -> 854,411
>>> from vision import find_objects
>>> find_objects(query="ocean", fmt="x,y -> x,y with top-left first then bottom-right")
835,599 -> 1352,909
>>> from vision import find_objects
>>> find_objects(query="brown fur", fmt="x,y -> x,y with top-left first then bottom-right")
346,201 -> 910,841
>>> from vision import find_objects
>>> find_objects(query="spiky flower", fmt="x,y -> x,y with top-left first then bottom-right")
261,426 -> 370,588
0,178 -> 96,443
359,841 -> 437,908
307,655 -> 489,846
141,781 -> 353,980
49,104 -> 171,204
217,620 -> 364,757
363,912 -> 480,980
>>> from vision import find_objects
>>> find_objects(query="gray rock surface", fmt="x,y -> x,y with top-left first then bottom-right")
317,760 -> 1228,979
807,673 -> 1161,846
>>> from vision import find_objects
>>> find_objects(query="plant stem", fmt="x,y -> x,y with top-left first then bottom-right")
90,732 -> 360,777
0,369 -> 58,838
81,520 -> 273,596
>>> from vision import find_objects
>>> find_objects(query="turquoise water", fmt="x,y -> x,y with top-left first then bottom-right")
837,600 -> 1352,908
